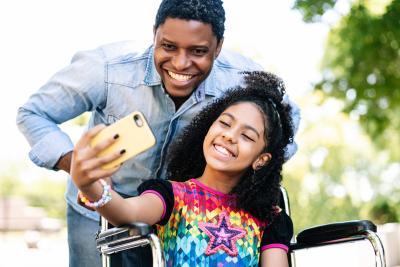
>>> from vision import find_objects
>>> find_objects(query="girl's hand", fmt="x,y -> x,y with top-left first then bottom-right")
70,124 -> 122,193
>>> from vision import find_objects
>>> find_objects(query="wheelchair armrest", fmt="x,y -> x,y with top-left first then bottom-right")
96,222 -> 152,248
289,220 -> 386,266
296,220 -> 376,245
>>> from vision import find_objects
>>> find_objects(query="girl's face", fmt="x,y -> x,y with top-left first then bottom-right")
203,102 -> 270,176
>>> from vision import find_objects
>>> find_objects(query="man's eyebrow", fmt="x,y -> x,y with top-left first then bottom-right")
160,36 -> 210,48
160,37 -> 175,43
220,112 -> 261,138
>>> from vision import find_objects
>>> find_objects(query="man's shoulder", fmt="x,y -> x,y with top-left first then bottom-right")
96,41 -> 151,63
95,41 -> 154,86
204,49 -> 264,96
215,49 -> 263,71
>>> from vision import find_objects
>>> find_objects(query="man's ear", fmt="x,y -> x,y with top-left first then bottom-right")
215,38 -> 224,58
252,153 -> 272,170
153,26 -> 157,41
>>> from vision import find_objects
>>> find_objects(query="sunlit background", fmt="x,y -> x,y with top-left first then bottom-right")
1,0 -> 399,266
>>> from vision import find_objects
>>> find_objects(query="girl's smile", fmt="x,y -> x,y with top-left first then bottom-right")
212,143 -> 237,159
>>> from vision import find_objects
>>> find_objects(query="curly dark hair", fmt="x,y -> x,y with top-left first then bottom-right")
165,71 -> 294,222
155,0 -> 225,42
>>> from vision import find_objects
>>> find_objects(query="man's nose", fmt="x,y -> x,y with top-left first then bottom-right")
171,50 -> 191,71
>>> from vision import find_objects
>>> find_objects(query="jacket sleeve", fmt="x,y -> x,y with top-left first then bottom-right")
282,93 -> 301,161
16,46 -> 108,169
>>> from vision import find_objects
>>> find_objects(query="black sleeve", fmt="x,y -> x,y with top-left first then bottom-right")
261,212 -> 293,251
137,179 -> 174,226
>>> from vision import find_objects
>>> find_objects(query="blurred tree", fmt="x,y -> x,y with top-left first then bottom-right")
0,165 -> 66,220
289,0 -> 400,230
293,0 -> 400,160
283,91 -> 400,232
68,112 -> 90,127
0,167 -> 22,197
368,197 -> 398,224
23,177 -> 66,219
0,167 -> 24,231
293,0 -> 338,22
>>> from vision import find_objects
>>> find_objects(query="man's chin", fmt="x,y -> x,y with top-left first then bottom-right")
164,83 -> 197,98
167,90 -> 193,99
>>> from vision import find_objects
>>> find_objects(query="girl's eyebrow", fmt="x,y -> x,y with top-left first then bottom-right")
220,112 -> 261,138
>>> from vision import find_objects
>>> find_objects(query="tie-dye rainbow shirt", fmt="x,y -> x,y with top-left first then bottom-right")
139,179 -> 291,267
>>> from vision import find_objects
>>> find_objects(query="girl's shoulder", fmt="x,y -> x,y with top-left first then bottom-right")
169,179 -> 196,197
137,178 -> 195,198
137,178 -> 172,194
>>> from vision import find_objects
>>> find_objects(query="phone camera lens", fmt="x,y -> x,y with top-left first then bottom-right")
133,114 -> 143,127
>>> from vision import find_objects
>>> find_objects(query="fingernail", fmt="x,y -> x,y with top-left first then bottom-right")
113,134 -> 119,139
120,149 -> 126,154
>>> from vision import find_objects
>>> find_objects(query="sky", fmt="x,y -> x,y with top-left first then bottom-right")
0,0 -> 328,171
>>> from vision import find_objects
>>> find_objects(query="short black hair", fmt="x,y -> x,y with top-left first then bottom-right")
155,0 -> 225,42
166,71 -> 294,222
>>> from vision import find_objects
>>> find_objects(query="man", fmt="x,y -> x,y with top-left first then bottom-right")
16,0 -> 300,266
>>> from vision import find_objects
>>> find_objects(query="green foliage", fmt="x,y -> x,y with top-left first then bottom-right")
1,165 -> 67,220
23,178 -> 66,219
66,112 -> 90,127
368,197 -> 398,224
293,0 -> 337,22
283,92 -> 399,232
0,167 -> 23,197
319,0 -> 400,141
293,0 -> 400,158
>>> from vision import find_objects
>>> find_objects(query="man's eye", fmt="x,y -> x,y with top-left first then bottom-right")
162,44 -> 175,50
192,48 -> 207,56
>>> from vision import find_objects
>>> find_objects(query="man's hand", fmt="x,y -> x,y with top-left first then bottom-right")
55,151 -> 73,173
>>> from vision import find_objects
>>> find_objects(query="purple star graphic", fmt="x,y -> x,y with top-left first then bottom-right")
199,212 -> 247,256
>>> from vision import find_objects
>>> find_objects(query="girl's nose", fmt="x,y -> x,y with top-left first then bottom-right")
222,131 -> 236,143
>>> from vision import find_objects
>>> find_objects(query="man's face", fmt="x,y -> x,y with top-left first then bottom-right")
153,18 -> 223,98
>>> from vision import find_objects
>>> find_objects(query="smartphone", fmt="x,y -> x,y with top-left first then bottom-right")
90,111 -> 156,169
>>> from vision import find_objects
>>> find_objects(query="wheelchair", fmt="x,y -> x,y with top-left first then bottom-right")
96,187 -> 386,267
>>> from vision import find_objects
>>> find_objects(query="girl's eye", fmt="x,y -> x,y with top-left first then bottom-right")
242,134 -> 255,142
219,120 -> 230,127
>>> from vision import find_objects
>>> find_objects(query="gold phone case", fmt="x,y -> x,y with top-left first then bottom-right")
90,111 -> 156,169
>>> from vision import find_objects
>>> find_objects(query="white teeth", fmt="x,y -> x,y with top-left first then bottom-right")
168,71 -> 192,81
214,145 -> 233,157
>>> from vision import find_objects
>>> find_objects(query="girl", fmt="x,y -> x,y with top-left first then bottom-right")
71,71 -> 294,266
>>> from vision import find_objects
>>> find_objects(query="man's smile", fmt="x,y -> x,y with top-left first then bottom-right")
167,70 -> 194,82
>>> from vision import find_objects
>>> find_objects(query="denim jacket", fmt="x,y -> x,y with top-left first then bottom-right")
16,41 -> 300,220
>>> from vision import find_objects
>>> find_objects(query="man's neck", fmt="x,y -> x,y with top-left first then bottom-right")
171,95 -> 190,111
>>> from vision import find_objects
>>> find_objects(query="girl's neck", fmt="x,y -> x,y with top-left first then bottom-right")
197,167 -> 242,194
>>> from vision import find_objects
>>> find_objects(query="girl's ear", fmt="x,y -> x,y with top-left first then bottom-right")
252,153 -> 272,170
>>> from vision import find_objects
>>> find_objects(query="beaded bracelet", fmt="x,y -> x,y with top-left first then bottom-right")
79,179 -> 112,209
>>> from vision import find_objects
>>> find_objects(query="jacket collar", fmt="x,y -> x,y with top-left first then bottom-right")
143,46 -> 162,86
